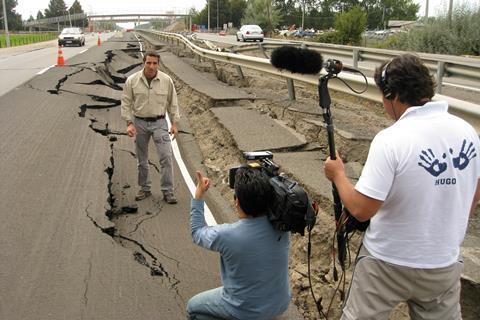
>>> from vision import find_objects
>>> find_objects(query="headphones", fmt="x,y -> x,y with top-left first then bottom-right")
379,61 -> 393,100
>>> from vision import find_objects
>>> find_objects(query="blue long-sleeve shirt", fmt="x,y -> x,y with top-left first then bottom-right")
190,199 -> 291,320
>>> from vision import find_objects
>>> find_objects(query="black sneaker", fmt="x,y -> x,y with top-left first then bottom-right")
163,193 -> 177,204
135,190 -> 152,201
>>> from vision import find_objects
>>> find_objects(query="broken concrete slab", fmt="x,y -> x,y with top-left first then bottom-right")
160,52 -> 254,101
62,68 -> 123,99
211,106 -> 307,152
138,33 -> 168,50
272,151 -> 332,205
108,49 -> 143,77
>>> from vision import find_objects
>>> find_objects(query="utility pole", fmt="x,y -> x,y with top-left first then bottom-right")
301,0 -> 305,30
448,0 -> 453,25
207,0 -> 210,32
425,0 -> 429,20
382,6 -> 386,29
216,0 -> 219,31
2,0 -> 10,47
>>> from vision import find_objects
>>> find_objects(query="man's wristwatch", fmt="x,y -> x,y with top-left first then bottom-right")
127,120 -> 133,126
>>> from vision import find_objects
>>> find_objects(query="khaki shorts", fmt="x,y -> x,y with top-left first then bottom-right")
341,246 -> 463,320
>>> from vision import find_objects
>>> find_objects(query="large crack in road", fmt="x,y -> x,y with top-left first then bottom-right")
46,46 -> 185,305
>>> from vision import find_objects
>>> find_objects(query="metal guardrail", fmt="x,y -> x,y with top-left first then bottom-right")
136,30 -> 480,131
233,40 -> 480,95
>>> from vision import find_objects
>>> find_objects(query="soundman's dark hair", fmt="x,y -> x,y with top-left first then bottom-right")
374,54 -> 435,106
271,46 -> 323,74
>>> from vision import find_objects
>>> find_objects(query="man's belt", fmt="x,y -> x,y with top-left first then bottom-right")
135,115 -> 165,121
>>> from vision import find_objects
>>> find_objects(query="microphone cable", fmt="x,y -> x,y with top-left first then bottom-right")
328,67 -> 369,95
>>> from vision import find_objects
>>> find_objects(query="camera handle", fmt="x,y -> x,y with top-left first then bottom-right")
319,74 -> 348,276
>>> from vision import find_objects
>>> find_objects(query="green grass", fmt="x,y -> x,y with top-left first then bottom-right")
0,33 -> 58,48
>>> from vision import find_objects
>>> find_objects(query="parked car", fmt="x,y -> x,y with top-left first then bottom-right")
236,25 -> 264,42
58,27 -> 85,47
278,29 -> 295,37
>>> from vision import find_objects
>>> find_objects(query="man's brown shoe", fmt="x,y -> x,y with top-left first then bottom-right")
135,190 -> 152,201
163,193 -> 177,204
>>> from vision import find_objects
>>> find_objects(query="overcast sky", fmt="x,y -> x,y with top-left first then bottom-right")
15,0 -> 206,18
14,0 -> 477,21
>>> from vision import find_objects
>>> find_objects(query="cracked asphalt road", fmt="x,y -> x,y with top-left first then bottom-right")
0,33 -> 222,320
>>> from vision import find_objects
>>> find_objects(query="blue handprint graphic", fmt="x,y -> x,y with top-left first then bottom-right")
450,139 -> 477,170
418,149 -> 448,177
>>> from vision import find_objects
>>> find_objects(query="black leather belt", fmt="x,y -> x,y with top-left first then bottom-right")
135,115 -> 165,121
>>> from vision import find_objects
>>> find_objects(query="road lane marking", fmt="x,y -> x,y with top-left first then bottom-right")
37,65 -> 54,75
166,114 -> 217,226
134,34 -> 143,54
134,33 -> 217,225
79,49 -> 88,54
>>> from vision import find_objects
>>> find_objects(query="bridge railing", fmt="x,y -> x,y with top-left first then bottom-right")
23,12 -> 191,27
135,29 -> 480,131
23,13 -> 87,27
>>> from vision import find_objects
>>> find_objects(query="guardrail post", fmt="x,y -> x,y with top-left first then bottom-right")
210,60 -> 217,71
258,43 -> 269,59
353,49 -> 359,69
229,49 -> 245,79
287,79 -> 296,100
236,65 -> 245,79
436,61 -> 445,94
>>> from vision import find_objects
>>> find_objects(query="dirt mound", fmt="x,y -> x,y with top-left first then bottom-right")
164,21 -> 186,32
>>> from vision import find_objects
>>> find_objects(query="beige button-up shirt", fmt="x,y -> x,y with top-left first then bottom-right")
121,69 -> 180,124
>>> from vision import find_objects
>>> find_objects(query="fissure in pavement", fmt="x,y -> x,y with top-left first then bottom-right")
44,48 -> 184,289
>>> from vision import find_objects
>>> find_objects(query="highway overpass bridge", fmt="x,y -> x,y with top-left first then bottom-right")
23,11 -> 191,31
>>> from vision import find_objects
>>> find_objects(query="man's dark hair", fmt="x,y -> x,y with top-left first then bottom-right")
143,51 -> 160,62
374,53 -> 435,106
234,167 -> 273,217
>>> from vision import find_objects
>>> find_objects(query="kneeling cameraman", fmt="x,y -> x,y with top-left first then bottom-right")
187,167 -> 291,320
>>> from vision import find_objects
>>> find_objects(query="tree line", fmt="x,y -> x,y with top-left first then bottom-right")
190,0 -> 419,31
1,0 -> 87,31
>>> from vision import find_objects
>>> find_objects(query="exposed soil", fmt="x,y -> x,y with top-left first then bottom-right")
144,39 -> 480,320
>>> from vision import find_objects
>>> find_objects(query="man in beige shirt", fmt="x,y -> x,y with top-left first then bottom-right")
121,51 -> 180,204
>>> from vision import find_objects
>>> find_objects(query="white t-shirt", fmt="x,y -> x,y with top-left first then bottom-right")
357,101 -> 480,268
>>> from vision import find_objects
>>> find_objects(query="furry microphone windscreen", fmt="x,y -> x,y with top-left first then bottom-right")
270,46 -> 323,74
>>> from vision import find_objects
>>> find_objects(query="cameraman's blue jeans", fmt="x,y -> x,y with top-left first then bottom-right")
187,287 -> 234,320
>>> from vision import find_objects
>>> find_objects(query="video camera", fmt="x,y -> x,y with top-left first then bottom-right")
229,151 -> 316,236
228,151 -> 278,188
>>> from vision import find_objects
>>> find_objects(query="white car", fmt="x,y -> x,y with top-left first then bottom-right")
58,27 -> 85,47
236,25 -> 264,42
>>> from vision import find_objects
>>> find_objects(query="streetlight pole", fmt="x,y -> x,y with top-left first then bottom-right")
208,0 -> 210,32
216,0 -> 219,31
2,0 -> 10,47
